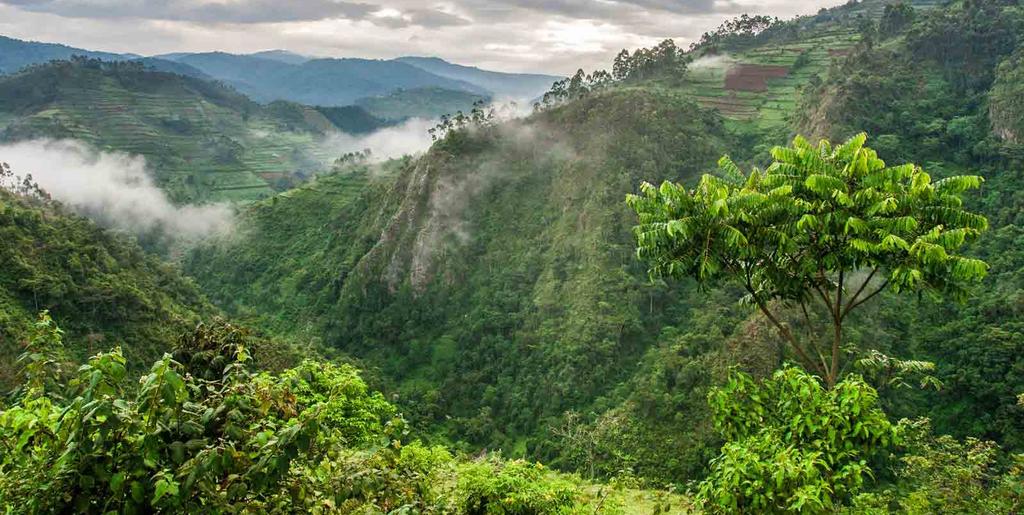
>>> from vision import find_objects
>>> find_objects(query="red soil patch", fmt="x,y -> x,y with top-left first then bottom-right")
724,64 -> 789,92
828,48 -> 853,58
258,172 -> 287,181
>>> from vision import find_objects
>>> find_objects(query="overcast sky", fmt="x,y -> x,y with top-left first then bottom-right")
0,0 -> 841,75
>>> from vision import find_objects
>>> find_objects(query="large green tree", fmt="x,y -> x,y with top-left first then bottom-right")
627,134 -> 989,387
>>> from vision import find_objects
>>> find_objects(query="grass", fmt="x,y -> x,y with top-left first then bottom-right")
580,483 -> 694,514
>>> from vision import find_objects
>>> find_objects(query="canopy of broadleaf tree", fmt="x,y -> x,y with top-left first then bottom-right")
627,133 -> 989,388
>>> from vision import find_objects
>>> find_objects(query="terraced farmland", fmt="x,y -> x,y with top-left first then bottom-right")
679,0 -> 943,130
682,27 -> 861,128
0,60 -> 367,204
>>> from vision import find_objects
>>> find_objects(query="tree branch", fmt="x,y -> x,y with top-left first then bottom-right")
846,280 -> 891,313
842,268 -> 878,319
745,285 -> 824,377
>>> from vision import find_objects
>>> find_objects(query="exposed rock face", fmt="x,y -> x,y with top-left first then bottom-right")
990,49 -> 1024,145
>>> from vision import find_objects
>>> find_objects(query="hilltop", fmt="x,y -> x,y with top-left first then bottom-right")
0,35 -> 132,75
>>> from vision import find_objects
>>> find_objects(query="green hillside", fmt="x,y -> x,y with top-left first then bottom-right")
187,87 -> 738,474
0,58 -> 383,203
185,0 -> 1024,489
676,0 -> 944,131
356,87 -> 491,121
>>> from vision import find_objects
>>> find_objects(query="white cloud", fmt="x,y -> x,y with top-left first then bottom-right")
0,139 -> 234,241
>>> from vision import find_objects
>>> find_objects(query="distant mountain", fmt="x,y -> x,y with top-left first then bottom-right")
162,52 -> 488,107
356,87 -> 490,121
0,35 -> 133,74
0,35 -> 560,108
132,57 -> 212,80
251,50 -> 310,65
397,56 -> 561,100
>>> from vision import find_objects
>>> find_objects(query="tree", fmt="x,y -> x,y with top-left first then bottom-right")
879,3 -> 915,37
612,49 -> 631,81
627,134 -> 989,388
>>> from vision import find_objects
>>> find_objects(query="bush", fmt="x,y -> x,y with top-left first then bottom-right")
452,456 -> 579,514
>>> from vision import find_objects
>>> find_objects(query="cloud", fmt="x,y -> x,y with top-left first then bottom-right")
1,0 -> 378,23
0,0 -> 842,74
319,117 -> 436,161
0,139 -> 233,242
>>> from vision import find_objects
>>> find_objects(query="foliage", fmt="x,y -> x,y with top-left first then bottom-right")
697,367 -> 896,513
428,100 -> 508,141
795,0 -> 1024,452
849,418 -> 1024,514
451,457 -> 578,514
691,14 -> 782,52
0,314 -> 672,513
628,133 -> 988,387
539,40 -> 688,108
0,317 -> 405,512
187,89 -> 734,469
611,40 -> 690,83
879,3 -> 915,37
905,0 -> 1024,93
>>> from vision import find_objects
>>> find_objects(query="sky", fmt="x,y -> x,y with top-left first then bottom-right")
0,0 -> 841,75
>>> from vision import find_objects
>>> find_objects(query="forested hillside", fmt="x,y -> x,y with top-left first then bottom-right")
0,58 -> 386,203
0,165 -> 690,514
186,0 -> 1024,495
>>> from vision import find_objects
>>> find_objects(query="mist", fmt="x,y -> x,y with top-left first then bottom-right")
0,139 -> 234,242
319,118 -> 436,161
689,54 -> 736,71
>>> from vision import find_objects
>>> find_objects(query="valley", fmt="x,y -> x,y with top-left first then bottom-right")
1,0 -> 1023,512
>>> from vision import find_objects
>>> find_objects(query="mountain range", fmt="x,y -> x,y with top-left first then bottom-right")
0,35 -> 562,108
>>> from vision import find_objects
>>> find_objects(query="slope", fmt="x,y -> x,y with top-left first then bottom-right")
181,0 -> 1024,484
675,0 -> 944,133
791,0 -> 1024,451
0,59 -> 384,203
